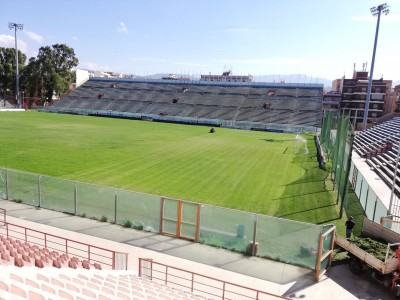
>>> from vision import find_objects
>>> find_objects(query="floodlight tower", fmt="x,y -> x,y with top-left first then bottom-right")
8,22 -> 24,108
362,3 -> 389,130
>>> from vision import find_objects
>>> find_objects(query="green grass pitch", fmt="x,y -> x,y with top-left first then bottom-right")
0,111 -> 353,230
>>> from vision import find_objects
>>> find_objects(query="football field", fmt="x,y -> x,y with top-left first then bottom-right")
0,111 -> 342,225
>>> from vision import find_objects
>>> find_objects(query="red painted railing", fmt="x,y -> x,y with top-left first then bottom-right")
138,258 -> 288,300
0,219 -> 128,270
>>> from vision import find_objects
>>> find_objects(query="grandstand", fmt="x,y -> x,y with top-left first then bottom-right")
354,117 -> 400,179
352,117 -> 400,218
0,268 -> 205,300
46,78 -> 323,132
0,207 -> 292,299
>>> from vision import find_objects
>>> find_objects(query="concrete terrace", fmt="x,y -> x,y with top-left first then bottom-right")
0,199 -> 391,299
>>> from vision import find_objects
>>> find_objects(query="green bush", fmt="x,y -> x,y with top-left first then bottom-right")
122,220 -> 132,228
100,216 -> 107,222
132,223 -> 144,230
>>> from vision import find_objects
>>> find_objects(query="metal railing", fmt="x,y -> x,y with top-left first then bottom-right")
0,208 -> 5,224
0,215 -> 128,270
381,216 -> 400,234
138,258 -> 288,300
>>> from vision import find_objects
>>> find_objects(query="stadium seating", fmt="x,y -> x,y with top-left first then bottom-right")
0,234 -> 102,270
0,267 -> 204,300
353,117 -> 400,196
0,100 -> 15,108
48,78 -> 323,130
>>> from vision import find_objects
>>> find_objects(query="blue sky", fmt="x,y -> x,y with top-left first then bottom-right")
1,0 -> 399,81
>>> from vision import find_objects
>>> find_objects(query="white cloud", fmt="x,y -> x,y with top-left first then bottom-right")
0,34 -> 28,53
24,31 -> 44,43
352,14 -> 400,23
117,21 -> 128,33
72,36 -> 78,41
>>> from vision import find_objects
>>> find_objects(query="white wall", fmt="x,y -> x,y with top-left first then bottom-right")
76,69 -> 90,87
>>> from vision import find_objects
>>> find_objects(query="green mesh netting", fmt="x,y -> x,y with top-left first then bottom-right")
320,112 -> 354,217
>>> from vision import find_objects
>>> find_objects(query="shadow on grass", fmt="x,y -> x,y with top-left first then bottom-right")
274,137 -> 342,225
277,203 -> 338,218
339,187 -> 365,236
275,149 -> 364,233
259,138 -> 299,143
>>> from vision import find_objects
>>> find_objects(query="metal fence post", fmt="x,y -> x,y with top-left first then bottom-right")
112,251 -> 116,270
38,175 -> 41,208
74,184 -> 78,215
252,214 -> 257,256
159,197 -> 164,234
5,169 -> 9,200
150,260 -> 153,280
114,192 -> 117,224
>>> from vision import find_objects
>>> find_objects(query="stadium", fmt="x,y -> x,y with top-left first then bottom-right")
1,72 -> 400,300
1,72 -> 362,299
1,2 -> 399,299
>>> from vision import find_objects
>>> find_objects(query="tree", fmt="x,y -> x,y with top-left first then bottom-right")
0,47 -> 26,99
22,44 -> 78,102
20,57 -> 40,98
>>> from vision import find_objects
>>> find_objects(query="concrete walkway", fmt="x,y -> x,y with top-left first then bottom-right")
0,200 -> 311,285
1,199 -> 391,299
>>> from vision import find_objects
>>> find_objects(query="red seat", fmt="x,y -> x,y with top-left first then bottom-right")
14,257 -> 24,267
82,260 -> 90,270
22,254 -> 30,263
68,260 -> 77,269
53,259 -> 61,268
35,258 -> 44,268
1,252 -> 10,261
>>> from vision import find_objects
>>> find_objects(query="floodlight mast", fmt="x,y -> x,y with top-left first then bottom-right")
362,3 -> 389,130
8,22 -> 24,108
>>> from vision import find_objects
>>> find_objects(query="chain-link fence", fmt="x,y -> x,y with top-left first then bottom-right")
0,167 -> 333,271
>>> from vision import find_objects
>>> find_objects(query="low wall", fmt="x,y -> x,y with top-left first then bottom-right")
0,166 -> 329,270
0,109 -> 25,112
42,107 -> 318,134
